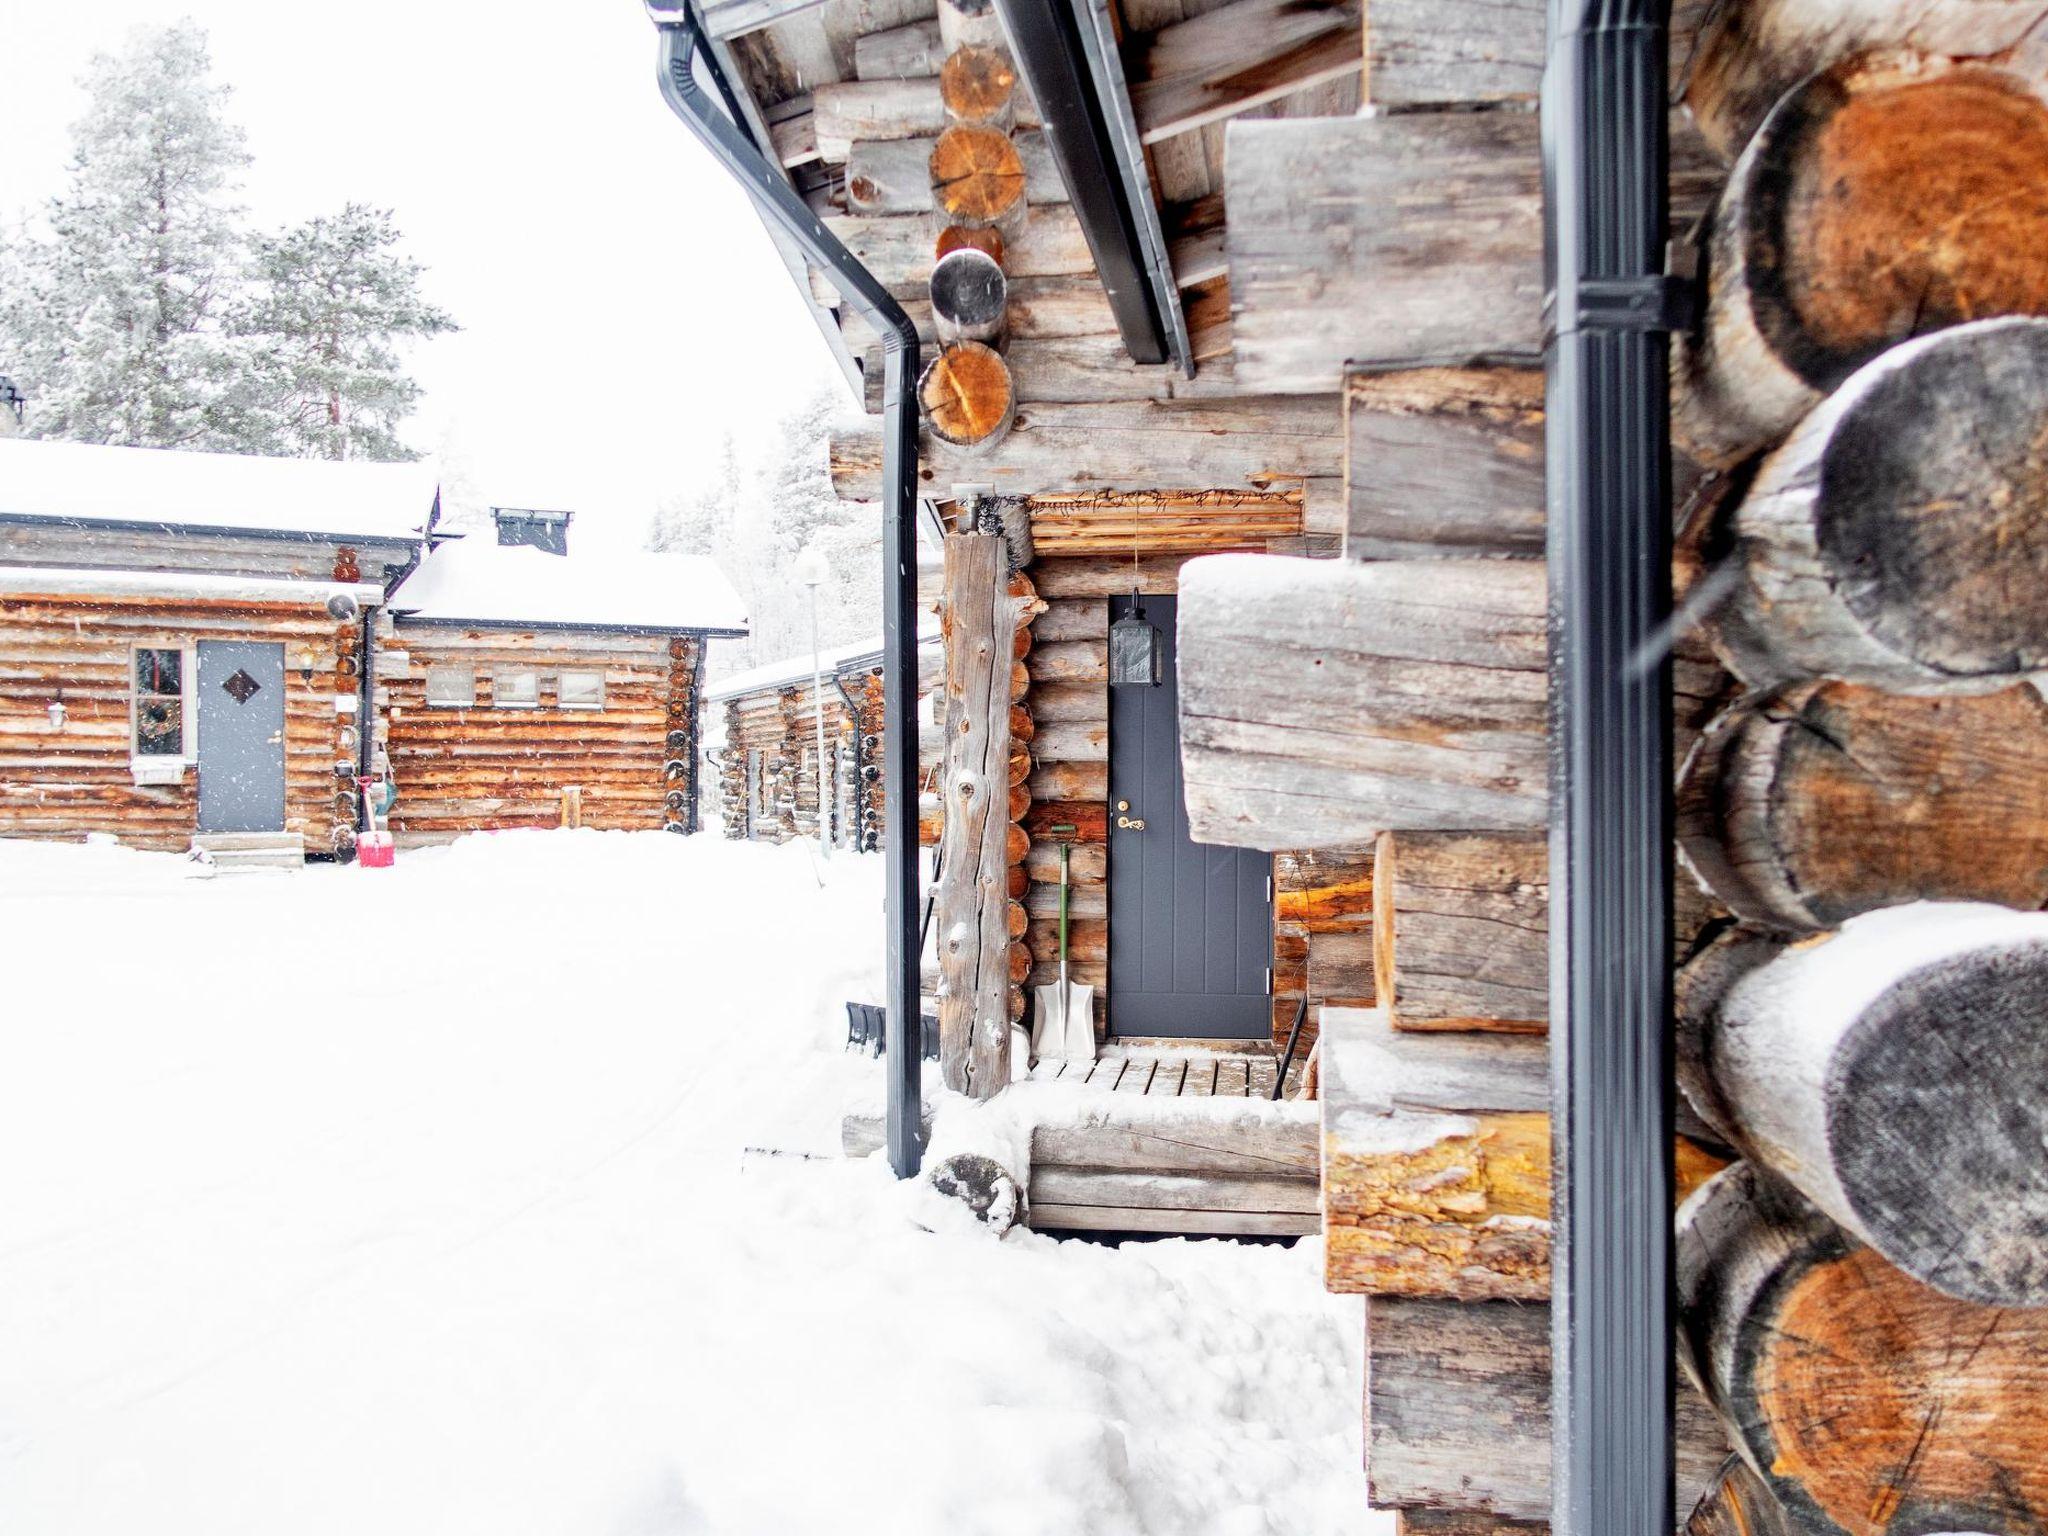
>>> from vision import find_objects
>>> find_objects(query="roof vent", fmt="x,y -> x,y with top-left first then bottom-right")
492,506 -> 572,555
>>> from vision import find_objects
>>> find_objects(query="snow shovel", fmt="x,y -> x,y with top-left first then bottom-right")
1031,837 -> 1096,1065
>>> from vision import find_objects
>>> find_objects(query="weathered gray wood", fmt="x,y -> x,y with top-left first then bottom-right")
1675,60 -> 2048,469
829,395 -> 1342,500
1031,1167 -> 1320,1212
1367,1297 -> 1730,1523
1364,0 -> 1542,106
1029,1202 -> 1319,1235
935,533 -> 1019,1097
1177,556 -> 1547,849
1712,318 -> 2048,693
863,331 -> 1238,409
1684,0 -> 2048,160
700,0 -> 829,40
839,273 -> 1118,347
937,0 -> 1005,53
1679,904 -> 2048,1307
1676,679 -> 2048,931
1320,1004 -> 1547,1116
1124,0 -> 1362,143
1683,1458 -> 1792,1536
926,247 -> 1006,345
811,75 -> 1041,160
844,128 -> 1064,214
1030,1113 -> 1318,1175
1678,1161 -> 2048,1536
855,17 -> 944,79
820,205 -> 1089,289
1344,364 -> 1544,559
1226,113 -> 1543,394
1373,831 -> 1547,1032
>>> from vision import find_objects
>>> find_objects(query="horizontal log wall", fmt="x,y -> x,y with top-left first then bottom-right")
0,589 -> 358,851
0,523 -> 417,584
384,626 -> 699,843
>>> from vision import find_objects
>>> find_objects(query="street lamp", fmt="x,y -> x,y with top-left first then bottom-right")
791,540 -> 833,861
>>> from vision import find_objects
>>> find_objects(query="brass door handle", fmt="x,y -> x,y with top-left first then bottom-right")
1116,814 -> 1146,830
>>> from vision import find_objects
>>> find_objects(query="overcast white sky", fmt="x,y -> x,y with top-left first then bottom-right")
0,1 -> 847,553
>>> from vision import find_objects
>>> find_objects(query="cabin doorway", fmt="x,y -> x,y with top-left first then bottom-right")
1105,594 -> 1273,1039
196,640 -> 287,834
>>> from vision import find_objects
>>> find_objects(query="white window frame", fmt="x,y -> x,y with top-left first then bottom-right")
423,663 -> 476,708
556,670 -> 605,711
129,642 -> 195,771
493,668 -> 539,709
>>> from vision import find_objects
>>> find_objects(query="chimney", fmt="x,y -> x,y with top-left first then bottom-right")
0,377 -> 23,437
492,506 -> 572,556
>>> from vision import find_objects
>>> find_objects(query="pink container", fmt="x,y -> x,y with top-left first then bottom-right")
358,830 -> 396,868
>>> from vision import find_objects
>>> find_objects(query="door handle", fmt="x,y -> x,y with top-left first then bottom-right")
1113,800 -> 1145,831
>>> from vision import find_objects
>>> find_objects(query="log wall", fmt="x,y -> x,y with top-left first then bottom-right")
715,672 -> 870,848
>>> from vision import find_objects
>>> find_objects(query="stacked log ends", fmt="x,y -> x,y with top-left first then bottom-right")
1372,830 -> 1547,1033
920,341 -> 1016,450
1679,1161 -> 2048,1536
935,224 -> 1004,265
1712,317 -> 2048,693
1678,679 -> 2048,930
938,44 -> 1017,129
1678,903 -> 2048,1306
930,247 -> 1008,344
930,124 -> 1025,233
1677,57 -> 2048,468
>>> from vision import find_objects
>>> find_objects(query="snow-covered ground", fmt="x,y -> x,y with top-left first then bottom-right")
0,832 -> 1378,1535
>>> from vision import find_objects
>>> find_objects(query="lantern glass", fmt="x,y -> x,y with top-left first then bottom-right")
1109,608 -> 1163,687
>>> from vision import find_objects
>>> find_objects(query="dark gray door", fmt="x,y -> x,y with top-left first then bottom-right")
1107,594 -> 1273,1038
197,640 -> 287,834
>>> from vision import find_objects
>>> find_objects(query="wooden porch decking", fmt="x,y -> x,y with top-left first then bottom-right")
1024,1044 -> 1309,1102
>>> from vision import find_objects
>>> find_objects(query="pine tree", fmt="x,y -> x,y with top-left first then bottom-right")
649,433 -> 744,559
233,204 -> 457,461
0,23 -> 253,448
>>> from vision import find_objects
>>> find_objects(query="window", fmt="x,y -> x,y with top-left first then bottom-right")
494,669 -> 539,709
133,647 -> 185,756
557,671 -> 605,710
424,664 -> 475,707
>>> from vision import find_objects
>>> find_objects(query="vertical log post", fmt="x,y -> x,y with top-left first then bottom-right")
936,532 -> 1020,1097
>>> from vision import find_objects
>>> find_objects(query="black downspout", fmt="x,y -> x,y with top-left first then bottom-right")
688,638 -> 703,837
1541,5 -> 1679,1536
650,2 -> 925,1179
358,608 -> 376,816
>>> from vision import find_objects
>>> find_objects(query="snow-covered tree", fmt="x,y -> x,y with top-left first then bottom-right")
649,433 -> 744,560
0,23 -> 252,448
232,204 -> 457,461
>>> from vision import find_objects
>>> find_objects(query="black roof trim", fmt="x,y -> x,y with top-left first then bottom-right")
388,613 -> 748,639
0,511 -> 423,547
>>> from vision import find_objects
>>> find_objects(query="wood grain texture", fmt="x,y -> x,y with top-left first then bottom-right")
1177,555 -> 1547,850
1678,1161 -> 2048,1536
1712,318 -> 2048,693
1373,830 -> 1547,1032
1124,0 -> 1362,143
1226,113 -> 1543,394
1677,680 -> 2048,930
845,128 -> 1062,214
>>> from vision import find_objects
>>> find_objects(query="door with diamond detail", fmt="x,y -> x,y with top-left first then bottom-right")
197,641 -> 287,833
1106,594 -> 1273,1038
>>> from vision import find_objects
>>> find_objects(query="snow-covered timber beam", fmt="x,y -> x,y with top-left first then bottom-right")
1342,364 -> 1543,560
1676,905 -> 2048,1309
1364,1296 -> 1730,1525
1676,679 -> 2048,932
1122,0 -> 1361,144
1678,1161 -> 2048,1536
1675,63 -> 2048,469
1174,555 -> 1546,850
1684,0 -> 2048,160
828,395 -> 1341,502
1706,318 -> 2048,693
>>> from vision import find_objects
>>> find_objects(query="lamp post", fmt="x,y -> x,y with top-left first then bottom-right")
791,541 -> 833,860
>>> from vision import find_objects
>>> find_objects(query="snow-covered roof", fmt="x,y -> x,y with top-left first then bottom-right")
388,538 -> 749,635
0,436 -> 436,543
705,620 -> 940,702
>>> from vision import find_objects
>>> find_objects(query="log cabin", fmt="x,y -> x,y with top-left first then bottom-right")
379,508 -> 748,844
704,623 -> 941,849
649,0 -> 2048,1526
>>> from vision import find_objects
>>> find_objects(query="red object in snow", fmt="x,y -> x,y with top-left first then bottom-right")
358,831 -> 395,868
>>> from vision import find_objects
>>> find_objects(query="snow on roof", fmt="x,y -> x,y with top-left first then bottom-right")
388,538 -> 749,635
0,436 -> 436,543
705,620 -> 940,701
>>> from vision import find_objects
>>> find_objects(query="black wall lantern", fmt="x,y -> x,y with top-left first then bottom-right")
1110,597 -> 1163,687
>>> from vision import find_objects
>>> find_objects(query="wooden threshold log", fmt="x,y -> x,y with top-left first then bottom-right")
1676,58 -> 2048,469
935,533 -> 1021,1098
1372,830 -> 1547,1033
1678,1161 -> 2048,1536
1676,903 -> 2048,1307
1711,317 -> 2048,693
1176,555 -> 1547,850
1683,0 -> 2048,161
919,342 -> 1015,451
1677,680 -> 2048,930
1343,363 -> 1544,560
1366,1295 -> 1731,1524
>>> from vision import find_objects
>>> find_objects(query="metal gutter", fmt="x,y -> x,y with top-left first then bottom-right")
1540,3 -> 1680,1535
994,0 -> 1183,369
650,0 -> 925,1180
0,511 -> 424,549
386,614 -> 750,639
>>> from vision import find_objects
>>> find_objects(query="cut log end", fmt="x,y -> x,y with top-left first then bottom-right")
935,224 -> 1005,267
919,341 -> 1016,449
939,44 -> 1017,127
929,246 -> 1008,345
930,123 -> 1025,230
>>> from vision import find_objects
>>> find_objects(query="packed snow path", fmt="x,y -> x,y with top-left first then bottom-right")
0,833 -> 1378,1535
